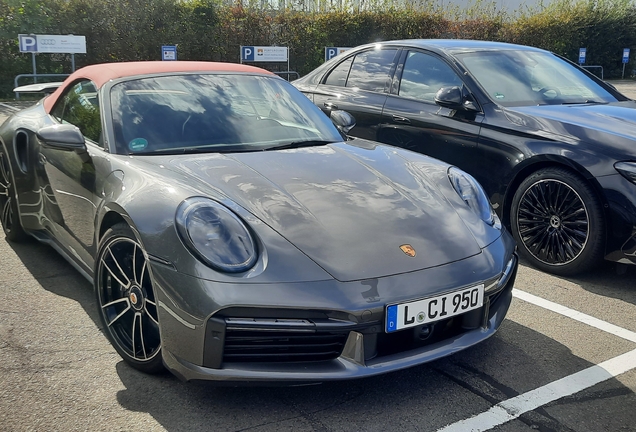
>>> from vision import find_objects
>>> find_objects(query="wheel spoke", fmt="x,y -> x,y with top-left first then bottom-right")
102,297 -> 129,309
554,187 -> 573,214
131,312 -> 147,360
137,312 -> 148,359
145,304 -> 159,326
101,257 -> 130,289
107,304 -> 132,327
532,185 -> 551,215
132,244 -> 138,284
106,246 -> 132,288
2,197 -> 11,228
0,154 -> 10,186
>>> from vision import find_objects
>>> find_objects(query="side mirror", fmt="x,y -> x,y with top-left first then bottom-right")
435,86 -> 479,112
37,124 -> 86,151
330,110 -> 356,135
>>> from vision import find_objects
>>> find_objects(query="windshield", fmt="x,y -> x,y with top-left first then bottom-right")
110,74 -> 343,155
455,50 -> 618,107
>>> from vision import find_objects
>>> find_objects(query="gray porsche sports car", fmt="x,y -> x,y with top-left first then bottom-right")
0,61 -> 517,383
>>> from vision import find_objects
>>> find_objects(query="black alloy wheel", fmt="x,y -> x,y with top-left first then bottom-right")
95,223 -> 164,373
379,129 -> 417,151
0,149 -> 27,242
511,167 -> 605,276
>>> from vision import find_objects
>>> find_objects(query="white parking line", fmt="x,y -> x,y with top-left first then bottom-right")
512,288 -> 636,343
436,288 -> 636,432
437,349 -> 636,432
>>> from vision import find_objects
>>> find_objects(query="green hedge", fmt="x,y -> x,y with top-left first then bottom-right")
1,0 -> 635,98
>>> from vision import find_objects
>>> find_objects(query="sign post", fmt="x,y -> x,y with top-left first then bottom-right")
622,48 -> 630,79
578,48 -> 586,65
18,34 -> 86,82
162,45 -> 177,61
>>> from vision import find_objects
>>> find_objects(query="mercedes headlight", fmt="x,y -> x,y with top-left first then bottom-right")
615,161 -> 636,184
175,197 -> 257,273
448,167 -> 501,228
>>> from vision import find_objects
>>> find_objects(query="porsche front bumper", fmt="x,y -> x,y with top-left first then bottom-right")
152,231 -> 517,383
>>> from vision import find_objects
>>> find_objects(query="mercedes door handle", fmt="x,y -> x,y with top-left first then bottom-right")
324,102 -> 338,110
392,115 -> 411,124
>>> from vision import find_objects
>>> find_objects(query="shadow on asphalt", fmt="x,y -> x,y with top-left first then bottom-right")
5,238 -> 636,431
111,319 -> 636,432
518,255 -> 636,306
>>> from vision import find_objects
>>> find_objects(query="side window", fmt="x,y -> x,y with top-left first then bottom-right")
346,49 -> 398,93
50,80 -> 102,143
399,51 -> 463,103
324,56 -> 354,87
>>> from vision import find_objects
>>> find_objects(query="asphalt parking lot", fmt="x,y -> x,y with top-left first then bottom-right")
1,82 -> 636,431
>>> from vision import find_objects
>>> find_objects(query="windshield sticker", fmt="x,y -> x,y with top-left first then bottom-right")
494,93 -> 505,99
129,138 -> 148,151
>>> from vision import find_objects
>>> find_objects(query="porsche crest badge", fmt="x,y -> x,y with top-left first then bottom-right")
400,244 -> 416,257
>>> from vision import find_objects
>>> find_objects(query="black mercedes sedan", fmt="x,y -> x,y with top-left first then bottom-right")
294,40 -> 636,276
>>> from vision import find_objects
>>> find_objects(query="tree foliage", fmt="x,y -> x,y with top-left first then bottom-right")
1,0 -> 635,98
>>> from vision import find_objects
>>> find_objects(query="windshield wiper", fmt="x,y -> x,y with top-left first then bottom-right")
130,144 -> 256,155
262,140 -> 337,151
561,100 -> 607,105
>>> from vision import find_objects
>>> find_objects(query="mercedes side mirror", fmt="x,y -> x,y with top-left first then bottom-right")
435,86 -> 479,112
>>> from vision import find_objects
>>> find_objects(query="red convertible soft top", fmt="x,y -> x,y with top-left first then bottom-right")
43,61 -> 273,112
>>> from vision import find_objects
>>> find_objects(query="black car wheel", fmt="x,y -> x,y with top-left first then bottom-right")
511,167 -> 605,276
378,129 -> 418,151
0,149 -> 27,242
96,223 -> 164,373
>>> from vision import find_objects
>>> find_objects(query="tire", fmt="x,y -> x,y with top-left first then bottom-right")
510,167 -> 605,276
95,223 -> 164,373
0,148 -> 28,242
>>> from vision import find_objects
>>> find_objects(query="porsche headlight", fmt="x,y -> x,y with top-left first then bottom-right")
448,167 -> 501,229
615,161 -> 636,184
175,197 -> 257,273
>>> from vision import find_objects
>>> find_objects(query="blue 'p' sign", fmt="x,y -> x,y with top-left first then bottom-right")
19,35 -> 37,53
241,46 -> 255,62
579,48 -> 586,65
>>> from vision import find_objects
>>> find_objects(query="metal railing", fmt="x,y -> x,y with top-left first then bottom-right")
14,73 -> 70,99
274,71 -> 300,81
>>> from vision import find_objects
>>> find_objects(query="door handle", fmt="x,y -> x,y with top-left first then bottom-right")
392,115 -> 411,124
324,102 -> 338,110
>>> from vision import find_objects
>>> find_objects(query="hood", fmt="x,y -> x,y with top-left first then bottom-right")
164,142 -> 482,282
504,101 -> 636,157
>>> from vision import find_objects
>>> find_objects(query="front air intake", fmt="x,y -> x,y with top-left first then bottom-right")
222,318 -> 349,363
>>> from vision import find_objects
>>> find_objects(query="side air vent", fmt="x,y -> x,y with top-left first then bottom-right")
14,130 -> 29,173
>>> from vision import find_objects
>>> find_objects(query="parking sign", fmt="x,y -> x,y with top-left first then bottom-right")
241,46 -> 287,62
623,48 -> 630,64
18,34 -> 86,54
325,47 -> 350,61
241,46 -> 255,62
19,35 -> 37,52
162,45 -> 177,61
579,48 -> 586,65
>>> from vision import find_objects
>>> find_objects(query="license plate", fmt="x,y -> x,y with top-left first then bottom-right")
385,284 -> 484,333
